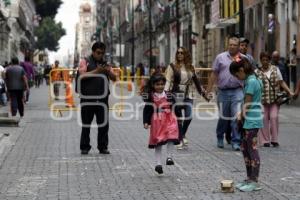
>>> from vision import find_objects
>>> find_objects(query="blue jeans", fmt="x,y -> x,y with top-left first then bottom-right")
0,92 -> 7,105
175,98 -> 193,141
216,88 -> 243,145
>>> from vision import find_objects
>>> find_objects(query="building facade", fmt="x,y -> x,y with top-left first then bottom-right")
0,0 -> 10,64
0,0 -> 37,64
74,1 -> 96,63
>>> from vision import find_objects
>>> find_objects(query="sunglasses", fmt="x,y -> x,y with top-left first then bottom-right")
177,51 -> 184,55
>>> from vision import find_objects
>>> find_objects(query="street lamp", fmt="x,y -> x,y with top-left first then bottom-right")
149,0 -> 153,68
176,0 -> 180,48
131,0 -> 135,73
239,0 -> 244,37
118,0 -> 122,66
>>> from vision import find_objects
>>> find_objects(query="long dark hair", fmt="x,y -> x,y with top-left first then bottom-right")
141,73 -> 166,100
229,57 -> 254,76
175,47 -> 194,72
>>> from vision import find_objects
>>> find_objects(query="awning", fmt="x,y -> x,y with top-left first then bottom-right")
205,18 -> 238,29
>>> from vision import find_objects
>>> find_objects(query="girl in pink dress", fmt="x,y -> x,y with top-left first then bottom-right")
143,73 -> 179,174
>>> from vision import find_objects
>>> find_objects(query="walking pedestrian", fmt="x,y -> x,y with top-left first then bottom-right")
223,38 -> 255,144
78,42 -> 116,155
207,36 -> 244,150
20,56 -> 34,102
239,37 -> 257,68
136,63 -> 145,93
255,52 -> 294,147
51,60 -> 62,100
0,65 -> 7,106
271,51 -> 288,83
143,73 -> 179,174
44,65 -> 51,85
62,68 -> 75,107
164,47 -> 208,150
4,57 -> 29,117
229,58 -> 263,192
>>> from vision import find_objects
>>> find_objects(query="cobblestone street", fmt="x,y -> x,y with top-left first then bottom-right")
0,85 -> 299,200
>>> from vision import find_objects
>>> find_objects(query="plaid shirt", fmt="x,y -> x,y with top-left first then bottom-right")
255,65 -> 280,104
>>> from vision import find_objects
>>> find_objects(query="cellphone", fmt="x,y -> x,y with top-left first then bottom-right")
97,60 -> 107,67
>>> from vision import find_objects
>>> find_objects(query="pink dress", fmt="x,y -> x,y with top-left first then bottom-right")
148,93 -> 179,148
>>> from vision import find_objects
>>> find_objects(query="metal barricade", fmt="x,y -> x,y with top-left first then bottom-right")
49,67 -> 126,117
49,68 -> 77,117
118,67 -> 215,113
49,67 -> 216,118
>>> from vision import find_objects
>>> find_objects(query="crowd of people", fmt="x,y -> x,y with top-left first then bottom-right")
74,38 -> 300,194
0,57 -> 73,116
1,38 -> 300,193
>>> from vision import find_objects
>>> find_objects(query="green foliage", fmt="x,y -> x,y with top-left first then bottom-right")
34,0 -> 62,18
3,0 -> 11,6
34,17 -> 66,51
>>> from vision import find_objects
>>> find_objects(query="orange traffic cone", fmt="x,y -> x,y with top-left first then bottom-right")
127,81 -> 132,91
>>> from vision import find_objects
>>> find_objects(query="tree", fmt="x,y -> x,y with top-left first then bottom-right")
34,17 -> 66,51
34,0 -> 62,18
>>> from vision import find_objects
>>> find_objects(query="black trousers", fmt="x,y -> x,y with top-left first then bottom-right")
175,99 -> 193,141
80,99 -> 109,151
8,90 -> 24,117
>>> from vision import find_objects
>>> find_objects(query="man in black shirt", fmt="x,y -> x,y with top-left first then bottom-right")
78,42 -> 116,155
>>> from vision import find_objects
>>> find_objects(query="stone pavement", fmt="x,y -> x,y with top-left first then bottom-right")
0,84 -> 299,200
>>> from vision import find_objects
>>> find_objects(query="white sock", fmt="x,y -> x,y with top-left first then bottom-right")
154,146 -> 162,166
166,142 -> 173,158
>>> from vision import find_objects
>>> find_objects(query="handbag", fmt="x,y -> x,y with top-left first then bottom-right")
275,92 -> 290,105
257,68 -> 290,106
169,63 -> 190,103
169,63 -> 209,102
265,76 -> 290,106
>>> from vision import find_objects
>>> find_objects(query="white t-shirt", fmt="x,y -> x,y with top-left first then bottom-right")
263,67 -> 283,81
164,65 -> 192,91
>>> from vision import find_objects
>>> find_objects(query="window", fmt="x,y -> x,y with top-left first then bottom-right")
85,32 -> 90,41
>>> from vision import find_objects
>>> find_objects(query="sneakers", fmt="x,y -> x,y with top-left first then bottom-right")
177,138 -> 188,150
232,143 -> 240,151
239,182 -> 262,192
155,165 -> 163,174
99,149 -> 110,154
176,142 -> 184,150
235,180 -> 249,189
225,133 -> 232,144
183,137 -> 188,145
271,142 -> 279,147
166,157 -> 174,165
217,139 -> 224,148
81,150 -> 89,155
263,143 -> 270,147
